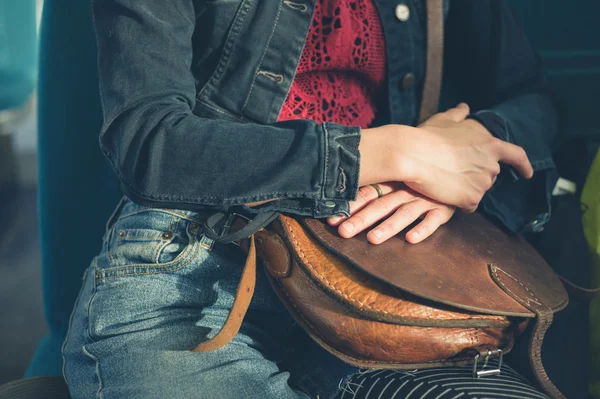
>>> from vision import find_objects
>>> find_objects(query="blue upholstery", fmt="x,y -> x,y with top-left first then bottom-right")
26,0 -> 600,379
26,0 -> 120,377
0,1 -> 37,110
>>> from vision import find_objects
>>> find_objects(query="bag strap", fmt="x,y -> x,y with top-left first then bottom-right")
419,0 -> 444,123
490,265 -> 566,399
192,0 -> 447,354
193,235 -> 258,352
560,276 -> 600,300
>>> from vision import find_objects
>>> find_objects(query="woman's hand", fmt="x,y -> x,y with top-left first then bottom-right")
327,183 -> 455,244
358,103 -> 533,213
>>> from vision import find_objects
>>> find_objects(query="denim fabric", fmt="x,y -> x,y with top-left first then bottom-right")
62,197 -> 358,399
92,0 -> 558,233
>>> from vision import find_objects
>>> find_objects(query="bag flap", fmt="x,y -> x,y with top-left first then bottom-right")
299,213 -> 568,317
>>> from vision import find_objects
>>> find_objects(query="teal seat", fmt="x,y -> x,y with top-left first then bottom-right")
25,0 -> 121,377
25,0 -> 600,384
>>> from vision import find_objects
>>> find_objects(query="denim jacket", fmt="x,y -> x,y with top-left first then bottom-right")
92,0 -> 559,234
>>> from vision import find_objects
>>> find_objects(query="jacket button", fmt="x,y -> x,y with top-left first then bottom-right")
401,73 -> 415,90
324,201 -> 336,208
395,4 -> 410,22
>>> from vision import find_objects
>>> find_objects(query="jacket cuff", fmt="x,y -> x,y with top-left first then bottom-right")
469,110 -> 513,143
469,110 -> 523,182
469,109 -> 556,173
240,198 -> 351,219
481,168 -> 558,234
320,122 -> 361,202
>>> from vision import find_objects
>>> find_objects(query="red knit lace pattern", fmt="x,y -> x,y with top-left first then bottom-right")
278,0 -> 386,128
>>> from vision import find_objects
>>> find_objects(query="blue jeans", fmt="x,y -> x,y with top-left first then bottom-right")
62,197 -> 357,399
63,197 -> 547,399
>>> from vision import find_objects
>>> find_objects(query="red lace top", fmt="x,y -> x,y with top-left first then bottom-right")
277,0 -> 386,129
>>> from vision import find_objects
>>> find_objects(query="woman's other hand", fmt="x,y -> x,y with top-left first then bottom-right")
327,183 -> 455,244
358,103 -> 533,213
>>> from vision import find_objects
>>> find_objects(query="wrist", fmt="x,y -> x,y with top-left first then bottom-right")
358,125 -> 415,186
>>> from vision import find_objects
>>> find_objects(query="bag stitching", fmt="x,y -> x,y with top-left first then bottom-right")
490,265 -> 544,309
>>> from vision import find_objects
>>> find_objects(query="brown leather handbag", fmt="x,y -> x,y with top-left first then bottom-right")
192,1 -> 571,398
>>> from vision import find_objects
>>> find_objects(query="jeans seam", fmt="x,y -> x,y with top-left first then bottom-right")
88,261 -> 101,344
117,208 -> 205,224
96,240 -> 200,280
81,345 -> 104,399
62,268 -> 91,386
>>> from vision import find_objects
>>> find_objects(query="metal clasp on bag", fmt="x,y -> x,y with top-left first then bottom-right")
226,213 -> 252,247
199,212 -> 250,251
472,349 -> 503,378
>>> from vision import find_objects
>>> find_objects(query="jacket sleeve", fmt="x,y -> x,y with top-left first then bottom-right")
445,0 -> 560,233
91,0 -> 361,216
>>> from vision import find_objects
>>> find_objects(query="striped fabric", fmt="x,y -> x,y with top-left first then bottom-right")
338,360 -> 549,399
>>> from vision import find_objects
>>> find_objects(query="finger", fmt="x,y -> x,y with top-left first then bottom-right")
405,207 -> 454,244
494,141 -> 534,179
328,183 -> 396,226
327,213 -> 349,226
338,189 -> 414,238
367,200 -> 430,244
441,103 -> 470,123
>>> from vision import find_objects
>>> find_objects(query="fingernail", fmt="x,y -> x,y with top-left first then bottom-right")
341,222 -> 354,233
372,230 -> 382,239
409,232 -> 419,241
329,217 -> 341,224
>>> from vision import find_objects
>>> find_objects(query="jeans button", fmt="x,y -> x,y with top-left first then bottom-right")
324,201 -> 336,208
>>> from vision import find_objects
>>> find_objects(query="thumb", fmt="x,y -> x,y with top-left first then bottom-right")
442,103 -> 470,123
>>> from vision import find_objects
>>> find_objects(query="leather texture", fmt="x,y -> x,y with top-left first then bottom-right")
260,215 -> 529,368
302,212 -> 568,317
277,217 -> 513,328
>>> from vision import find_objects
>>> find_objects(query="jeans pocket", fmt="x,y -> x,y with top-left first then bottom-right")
111,228 -> 189,266
96,204 -> 203,279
